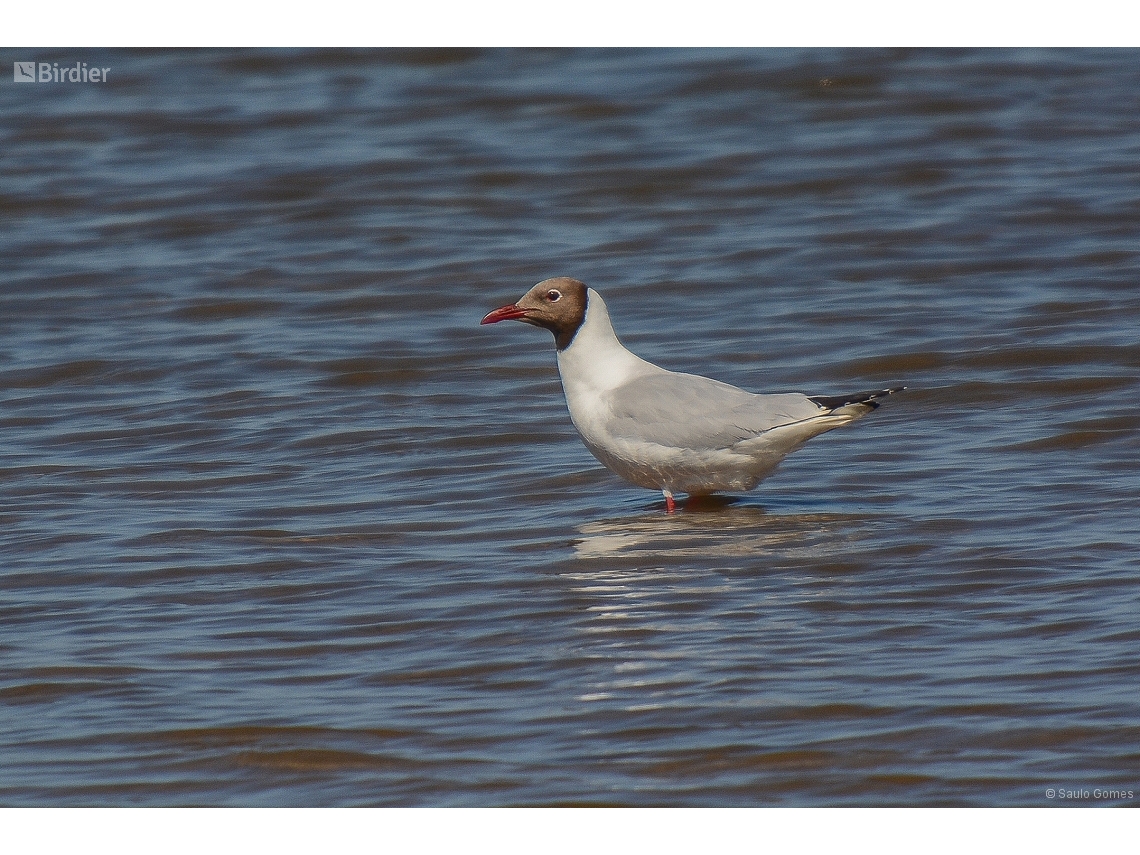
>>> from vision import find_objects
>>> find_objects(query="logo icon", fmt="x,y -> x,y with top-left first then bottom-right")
14,62 -> 36,83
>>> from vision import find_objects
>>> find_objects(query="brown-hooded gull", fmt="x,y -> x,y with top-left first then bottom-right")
482,277 -> 902,512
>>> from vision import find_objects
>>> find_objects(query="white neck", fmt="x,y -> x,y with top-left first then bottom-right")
556,289 -> 655,396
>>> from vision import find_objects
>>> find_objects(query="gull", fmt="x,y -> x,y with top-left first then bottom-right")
482,277 -> 902,512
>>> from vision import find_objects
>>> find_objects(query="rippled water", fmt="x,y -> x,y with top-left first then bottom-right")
2,48 -> 1139,806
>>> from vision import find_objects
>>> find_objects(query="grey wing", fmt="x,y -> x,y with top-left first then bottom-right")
602,371 -> 824,450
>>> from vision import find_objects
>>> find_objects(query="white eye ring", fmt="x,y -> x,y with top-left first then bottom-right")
546,289 -> 562,302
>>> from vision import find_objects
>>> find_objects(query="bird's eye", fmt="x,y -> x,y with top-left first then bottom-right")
546,289 -> 562,302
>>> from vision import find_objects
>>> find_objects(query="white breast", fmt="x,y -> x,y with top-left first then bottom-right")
555,289 -> 655,438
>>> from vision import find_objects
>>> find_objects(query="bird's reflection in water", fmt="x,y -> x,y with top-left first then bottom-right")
572,500 -> 872,562
563,501 -> 877,709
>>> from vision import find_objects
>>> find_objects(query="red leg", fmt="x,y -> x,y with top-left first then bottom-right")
663,490 -> 675,513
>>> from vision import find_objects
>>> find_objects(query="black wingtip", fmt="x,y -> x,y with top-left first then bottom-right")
808,386 -> 906,411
